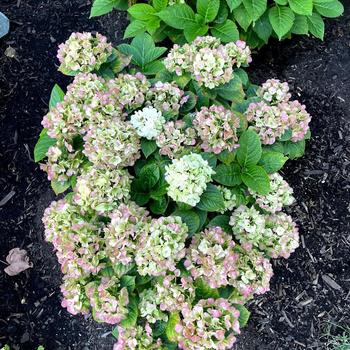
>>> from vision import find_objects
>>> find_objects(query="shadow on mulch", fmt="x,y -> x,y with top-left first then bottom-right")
0,0 -> 349,349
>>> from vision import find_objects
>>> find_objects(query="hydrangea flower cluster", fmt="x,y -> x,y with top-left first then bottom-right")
57,32 -> 112,73
184,227 -> 238,288
145,81 -> 189,114
176,298 -> 241,350
83,119 -> 141,168
130,106 -> 165,140
230,205 -> 299,259
156,120 -> 197,159
73,167 -> 132,214
193,105 -> 240,154
246,79 -> 311,144
164,36 -> 252,89
249,173 -> 295,213
135,216 -> 188,276
38,31 -> 310,350
165,153 -> 215,206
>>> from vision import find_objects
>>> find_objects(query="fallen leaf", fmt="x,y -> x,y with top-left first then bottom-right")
4,248 -> 32,276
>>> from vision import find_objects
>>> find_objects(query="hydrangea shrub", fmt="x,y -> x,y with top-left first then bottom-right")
35,32 -> 313,349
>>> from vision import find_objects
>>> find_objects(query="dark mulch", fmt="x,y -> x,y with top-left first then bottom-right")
0,0 -> 349,349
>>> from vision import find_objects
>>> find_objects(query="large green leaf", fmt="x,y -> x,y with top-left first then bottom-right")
241,164 -> 270,195
195,278 -> 220,299
197,0 -> 220,22
128,3 -> 156,20
208,214 -> 232,233
34,129 -> 57,162
118,33 -> 167,69
157,4 -> 196,30
197,184 -> 225,212
233,4 -> 253,31
90,0 -> 127,17
288,0 -> 313,15
258,151 -> 288,173
291,14 -> 309,34
242,0 -> 267,21
226,0 -> 242,12
307,12 -> 325,39
49,84 -> 65,110
283,139 -> 306,159
234,304 -> 251,327
173,209 -> 200,235
268,5 -> 295,39
313,0 -> 344,18
51,180 -> 70,195
141,139 -> 158,158
211,19 -> 239,42
123,20 -> 147,39
213,75 -> 244,101
139,162 -> 160,190
236,129 -> 262,167
252,12 -> 273,43
120,294 -> 138,328
184,22 -> 209,42
166,312 -> 181,342
213,163 -> 242,186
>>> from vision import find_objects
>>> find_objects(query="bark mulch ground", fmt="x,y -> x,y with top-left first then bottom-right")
0,1 -> 349,349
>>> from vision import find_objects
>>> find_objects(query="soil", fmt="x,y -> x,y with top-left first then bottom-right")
0,1 -> 349,349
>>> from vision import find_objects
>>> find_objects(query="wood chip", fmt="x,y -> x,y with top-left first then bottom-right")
322,274 -> 342,291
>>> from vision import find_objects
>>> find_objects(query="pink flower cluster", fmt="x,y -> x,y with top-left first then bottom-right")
246,79 -> 311,144
176,298 -> 241,350
184,227 -> 238,288
156,120 -> 197,159
146,81 -> 189,114
193,105 -> 240,154
57,32 -> 112,73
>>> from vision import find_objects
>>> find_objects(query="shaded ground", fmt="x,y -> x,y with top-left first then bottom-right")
0,1 -> 349,349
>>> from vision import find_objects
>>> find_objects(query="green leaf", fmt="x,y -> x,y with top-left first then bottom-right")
90,0 -> 127,17
112,327 -> 119,339
288,0 -> 313,15
139,163 -> 160,190
253,12 -> 273,43
201,152 -> 217,169
274,0 -> 288,4
49,84 -> 65,109
120,275 -> 136,292
258,151 -> 288,173
213,163 -> 242,186
268,5 -> 295,39
118,33 -> 167,69
234,304 -> 251,327
314,0 -> 344,18
173,209 -> 200,235
213,75 -> 244,101
291,14 -> 309,34
153,320 -> 167,337
123,20 -> 147,39
113,263 -> 135,278
307,12 -> 325,39
208,215 -> 232,233
141,139 -> 158,158
143,60 -> 165,75
218,149 -> 236,164
184,23 -> 209,42
226,0 -> 242,12
150,196 -> 168,214
283,139 -> 306,159
236,129 -> 262,167
215,0 -> 229,23
211,19 -> 239,42
195,278 -> 220,299
51,180 -> 70,195
131,179 -> 150,205
234,68 -> 249,87
180,91 -> 197,114
128,4 -> 156,20
241,165 -> 270,195
157,4 -> 196,30
197,184 -> 225,212
34,129 -> 56,162
120,295 -> 138,328
233,4 -> 253,31
166,312 -> 181,342
242,0 -> 267,21
153,0 -> 168,11
197,0 -> 220,22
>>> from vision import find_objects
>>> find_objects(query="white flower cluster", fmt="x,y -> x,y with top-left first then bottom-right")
165,153 -> 215,206
130,106 -> 165,140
